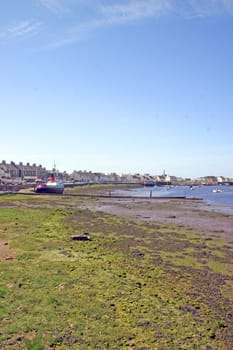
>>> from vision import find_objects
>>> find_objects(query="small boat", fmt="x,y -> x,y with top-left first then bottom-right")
34,174 -> 64,194
213,188 -> 222,193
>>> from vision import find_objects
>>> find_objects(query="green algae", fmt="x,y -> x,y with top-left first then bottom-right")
0,194 -> 232,349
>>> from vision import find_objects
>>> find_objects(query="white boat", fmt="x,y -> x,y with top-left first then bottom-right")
213,188 -> 222,193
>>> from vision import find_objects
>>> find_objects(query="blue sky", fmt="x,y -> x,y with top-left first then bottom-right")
1,0 -> 233,178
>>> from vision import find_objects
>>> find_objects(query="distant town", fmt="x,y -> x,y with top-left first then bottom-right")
0,159 -> 232,186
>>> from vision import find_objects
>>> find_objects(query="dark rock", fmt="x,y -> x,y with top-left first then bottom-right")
131,250 -> 144,258
179,305 -> 197,316
70,233 -> 90,241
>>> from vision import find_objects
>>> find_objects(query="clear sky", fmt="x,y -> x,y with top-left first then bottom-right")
1,0 -> 233,178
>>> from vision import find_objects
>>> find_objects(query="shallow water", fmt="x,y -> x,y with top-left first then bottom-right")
115,185 -> 233,215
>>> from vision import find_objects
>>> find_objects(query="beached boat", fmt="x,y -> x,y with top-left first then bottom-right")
34,174 -> 64,194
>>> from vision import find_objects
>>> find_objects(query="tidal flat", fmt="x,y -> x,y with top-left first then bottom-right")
0,189 -> 233,349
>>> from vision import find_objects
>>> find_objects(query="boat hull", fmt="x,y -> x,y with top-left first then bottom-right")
35,188 -> 64,194
35,187 -> 64,194
44,186 -> 64,194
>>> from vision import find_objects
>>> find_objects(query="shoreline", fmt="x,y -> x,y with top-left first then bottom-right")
78,196 -> 233,243
1,187 -> 232,242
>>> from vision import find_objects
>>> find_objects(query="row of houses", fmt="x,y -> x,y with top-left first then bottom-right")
69,170 -> 172,184
0,160 -> 67,183
0,160 -> 231,185
53,170 -> 232,185
0,162 -> 175,184
70,170 -> 121,183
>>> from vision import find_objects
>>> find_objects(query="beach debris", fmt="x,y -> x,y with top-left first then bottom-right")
5,256 -> 13,260
56,283 -> 66,291
70,233 -> 90,241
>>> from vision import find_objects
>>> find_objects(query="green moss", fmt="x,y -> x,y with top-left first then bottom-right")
221,280 -> 233,301
0,194 -> 232,349
25,334 -> 45,350
207,259 -> 233,276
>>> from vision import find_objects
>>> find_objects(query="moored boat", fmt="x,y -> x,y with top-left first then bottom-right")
213,188 -> 222,193
34,174 -> 64,194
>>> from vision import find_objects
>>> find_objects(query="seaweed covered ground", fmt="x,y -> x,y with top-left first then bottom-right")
0,190 -> 233,349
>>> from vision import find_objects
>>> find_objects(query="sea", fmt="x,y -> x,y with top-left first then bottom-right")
115,184 -> 233,215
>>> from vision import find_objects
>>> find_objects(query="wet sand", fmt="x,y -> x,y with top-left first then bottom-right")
80,197 -> 233,243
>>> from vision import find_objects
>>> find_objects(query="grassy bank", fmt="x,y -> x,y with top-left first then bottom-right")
0,193 -> 232,349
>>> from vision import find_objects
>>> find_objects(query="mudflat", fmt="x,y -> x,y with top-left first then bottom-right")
87,197 -> 233,243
